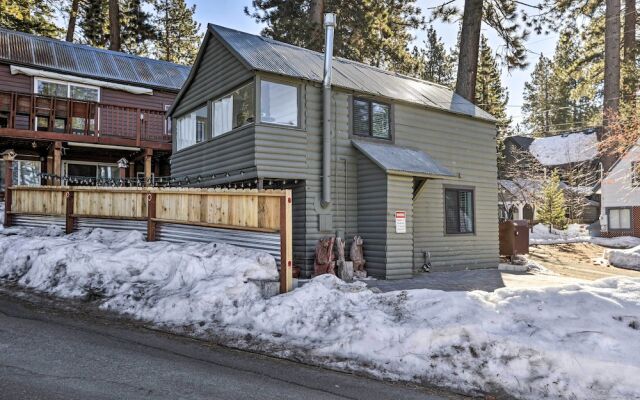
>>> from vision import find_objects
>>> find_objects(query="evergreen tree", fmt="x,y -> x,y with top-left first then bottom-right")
0,0 -> 61,37
522,54 -> 553,136
121,0 -> 156,55
80,0 -> 109,47
475,37 -> 511,137
152,0 -> 201,65
245,0 -> 424,75
410,26 -> 455,87
537,170 -> 567,231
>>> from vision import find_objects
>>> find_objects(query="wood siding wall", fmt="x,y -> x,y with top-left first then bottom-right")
0,64 -> 32,93
101,87 -> 176,110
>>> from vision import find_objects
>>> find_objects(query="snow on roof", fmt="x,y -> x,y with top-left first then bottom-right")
529,129 -> 599,166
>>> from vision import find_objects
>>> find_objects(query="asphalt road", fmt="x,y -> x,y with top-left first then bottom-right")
0,293 -> 468,400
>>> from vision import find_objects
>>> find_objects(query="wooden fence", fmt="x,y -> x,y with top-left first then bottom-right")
4,186 -> 293,293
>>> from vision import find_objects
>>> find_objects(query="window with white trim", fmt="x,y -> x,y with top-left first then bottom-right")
175,105 -> 207,151
34,78 -> 100,133
608,208 -> 632,230
260,80 -> 298,127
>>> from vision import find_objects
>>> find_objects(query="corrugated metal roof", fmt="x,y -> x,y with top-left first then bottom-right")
352,140 -> 455,178
211,24 -> 495,122
0,28 -> 190,91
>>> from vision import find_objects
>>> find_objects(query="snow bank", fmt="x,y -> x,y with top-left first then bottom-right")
530,223 -> 591,245
592,236 -> 640,249
2,227 -> 640,399
605,245 -> 640,269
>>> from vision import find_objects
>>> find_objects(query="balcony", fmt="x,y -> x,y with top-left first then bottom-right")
0,90 -> 172,151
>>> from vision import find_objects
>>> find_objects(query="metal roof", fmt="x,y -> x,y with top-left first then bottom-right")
210,24 -> 495,122
0,28 -> 190,91
352,140 -> 455,178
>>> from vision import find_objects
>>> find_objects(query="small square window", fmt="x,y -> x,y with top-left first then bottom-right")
445,188 -> 474,234
608,208 -> 632,230
352,98 -> 390,139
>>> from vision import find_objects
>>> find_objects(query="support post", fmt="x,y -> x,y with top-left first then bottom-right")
279,190 -> 293,293
2,150 -> 16,228
144,148 -> 152,186
65,191 -> 75,234
53,141 -> 62,185
147,192 -> 157,241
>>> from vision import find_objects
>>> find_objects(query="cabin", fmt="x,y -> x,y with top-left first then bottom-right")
0,28 -> 190,196
168,23 -> 500,279
599,142 -> 640,238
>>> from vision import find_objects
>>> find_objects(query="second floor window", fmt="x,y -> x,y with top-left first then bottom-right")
213,82 -> 255,136
35,79 -> 99,102
353,98 -> 391,139
260,80 -> 299,127
175,105 -> 207,151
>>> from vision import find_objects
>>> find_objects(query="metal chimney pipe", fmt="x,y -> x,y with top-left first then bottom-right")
321,12 -> 335,208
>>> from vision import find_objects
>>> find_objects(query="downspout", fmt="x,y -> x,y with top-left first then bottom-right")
321,13 -> 336,208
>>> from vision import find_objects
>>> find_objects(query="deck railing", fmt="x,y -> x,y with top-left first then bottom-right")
0,90 -> 170,144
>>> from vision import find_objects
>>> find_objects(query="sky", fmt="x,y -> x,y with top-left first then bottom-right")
188,0 -> 561,128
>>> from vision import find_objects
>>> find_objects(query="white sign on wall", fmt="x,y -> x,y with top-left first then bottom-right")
395,211 -> 406,234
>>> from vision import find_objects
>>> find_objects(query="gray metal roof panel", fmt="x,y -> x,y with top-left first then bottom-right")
0,28 -> 190,91
352,140 -> 455,178
211,24 -> 495,122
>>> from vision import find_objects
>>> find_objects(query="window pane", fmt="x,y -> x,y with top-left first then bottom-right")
458,190 -> 474,233
176,105 -> 207,150
371,102 -> 390,138
353,99 -> 370,136
233,83 -> 255,129
214,96 -> 232,136
67,163 -> 97,178
36,80 -> 67,97
620,209 -> 631,229
195,106 -> 207,143
609,209 -> 621,229
70,85 -> 99,102
260,80 -> 298,126
13,160 -> 41,186
445,190 -> 459,233
445,189 -> 474,234
98,165 -> 119,180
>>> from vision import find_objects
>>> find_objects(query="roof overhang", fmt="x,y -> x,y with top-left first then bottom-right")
352,140 -> 455,179
11,65 -> 154,95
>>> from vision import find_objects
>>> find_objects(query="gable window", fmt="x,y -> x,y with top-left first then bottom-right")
632,162 -> 640,187
608,208 -> 632,230
213,82 -> 255,136
353,98 -> 391,139
260,80 -> 299,127
445,188 -> 474,234
175,105 -> 207,151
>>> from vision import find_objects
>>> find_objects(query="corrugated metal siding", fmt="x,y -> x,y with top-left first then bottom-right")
12,214 -> 65,229
170,124 -> 256,184
172,34 -> 253,117
385,175 -> 414,279
357,156 -> 387,278
76,218 -> 147,236
0,28 -> 189,91
156,223 -> 281,264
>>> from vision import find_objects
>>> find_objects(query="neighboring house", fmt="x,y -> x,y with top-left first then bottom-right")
0,28 -> 190,197
599,142 -> 640,237
501,128 -> 602,224
168,24 -> 499,279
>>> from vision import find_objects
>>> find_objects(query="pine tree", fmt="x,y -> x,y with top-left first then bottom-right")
537,170 -> 567,231
0,0 -> 61,37
475,37 -> 511,137
522,54 -> 553,136
245,0 -> 424,75
121,0 -> 156,56
80,0 -> 109,47
152,0 -> 201,65
410,26 -> 455,87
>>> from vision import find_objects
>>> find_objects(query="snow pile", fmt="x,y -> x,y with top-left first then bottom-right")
530,223 -> 591,245
592,236 -> 640,249
2,228 -> 640,398
605,245 -> 640,269
529,130 -> 598,166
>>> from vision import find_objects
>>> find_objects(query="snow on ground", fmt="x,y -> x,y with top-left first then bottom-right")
529,223 -> 591,245
605,246 -> 640,270
592,236 -> 640,249
1,227 -> 640,398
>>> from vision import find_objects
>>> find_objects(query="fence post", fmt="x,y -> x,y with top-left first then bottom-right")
147,192 -> 157,241
65,191 -> 75,234
2,149 -> 16,228
279,190 -> 293,294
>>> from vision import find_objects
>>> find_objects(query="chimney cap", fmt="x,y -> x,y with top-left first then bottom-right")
324,13 -> 336,27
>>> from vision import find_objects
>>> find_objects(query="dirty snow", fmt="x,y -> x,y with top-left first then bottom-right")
605,246 -> 640,269
592,236 -> 640,249
529,131 -> 598,166
1,227 -> 640,399
530,223 -> 591,245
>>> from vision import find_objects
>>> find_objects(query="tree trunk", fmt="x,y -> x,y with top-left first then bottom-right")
602,0 -> 621,171
310,0 -> 324,51
66,0 -> 79,42
109,0 -> 121,51
455,0 -> 483,103
623,0 -> 637,97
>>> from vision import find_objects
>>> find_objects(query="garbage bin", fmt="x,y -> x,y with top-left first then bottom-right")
499,220 -> 529,257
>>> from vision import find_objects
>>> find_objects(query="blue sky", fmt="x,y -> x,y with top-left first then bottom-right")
188,0 -> 560,127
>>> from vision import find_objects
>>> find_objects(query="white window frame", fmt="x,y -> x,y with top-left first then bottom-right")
63,160 -> 119,185
258,79 -> 300,128
34,78 -> 101,134
212,81 -> 256,137
607,207 -> 632,231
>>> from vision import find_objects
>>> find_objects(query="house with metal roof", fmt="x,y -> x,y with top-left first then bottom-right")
0,28 -> 190,195
169,22 -> 499,278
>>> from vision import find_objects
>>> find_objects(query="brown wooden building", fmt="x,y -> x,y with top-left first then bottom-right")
0,28 -> 190,195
